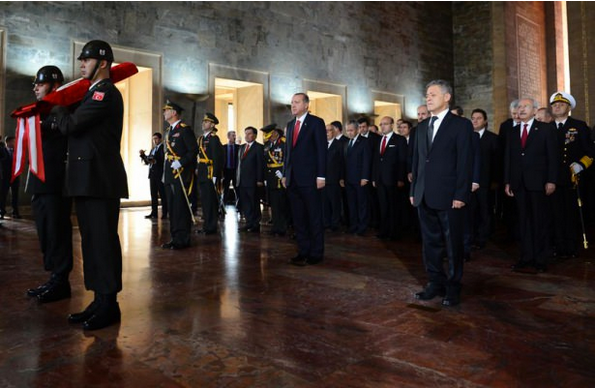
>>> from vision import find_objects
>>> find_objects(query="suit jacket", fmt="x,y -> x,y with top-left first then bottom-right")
344,136 -> 371,185
504,120 -> 558,191
223,143 -> 240,170
52,79 -> 128,199
237,142 -> 264,187
283,113 -> 327,187
26,112 -> 68,194
410,111 -> 474,210
477,129 -> 501,189
553,116 -> 594,187
140,142 -> 165,180
163,121 -> 198,185
372,133 -> 407,186
197,131 -> 223,183
326,138 -> 344,186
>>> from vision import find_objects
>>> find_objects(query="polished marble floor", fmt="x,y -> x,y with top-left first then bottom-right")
0,206 -> 593,387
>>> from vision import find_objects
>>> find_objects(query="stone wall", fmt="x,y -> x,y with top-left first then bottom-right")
0,1 -> 455,135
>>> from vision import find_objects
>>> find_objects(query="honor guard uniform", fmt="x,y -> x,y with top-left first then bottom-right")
52,40 -> 128,330
550,92 -> 594,258
26,65 -> 74,304
196,113 -> 223,235
161,100 -> 199,249
262,124 -> 288,236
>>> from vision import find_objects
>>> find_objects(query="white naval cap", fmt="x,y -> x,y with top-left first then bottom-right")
549,91 -> 576,110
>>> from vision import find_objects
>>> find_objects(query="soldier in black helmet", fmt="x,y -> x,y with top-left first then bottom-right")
51,40 -> 128,330
26,65 -> 74,304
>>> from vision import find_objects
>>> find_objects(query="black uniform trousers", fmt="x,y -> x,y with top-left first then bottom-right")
267,185 -> 288,233
323,184 -> 341,230
552,186 -> 580,257
472,187 -> 494,246
513,187 -> 549,266
74,197 -> 122,294
346,182 -> 369,234
377,183 -> 399,239
150,176 -> 167,217
199,181 -> 218,232
0,177 -> 20,216
222,168 -> 237,204
31,194 -> 73,277
166,183 -> 192,246
418,199 -> 465,291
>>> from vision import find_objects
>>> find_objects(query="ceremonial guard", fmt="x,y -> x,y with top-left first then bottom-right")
262,124 -> 288,236
52,40 -> 128,330
196,113 -> 223,235
550,92 -> 594,258
161,100 -> 198,249
26,65 -> 73,303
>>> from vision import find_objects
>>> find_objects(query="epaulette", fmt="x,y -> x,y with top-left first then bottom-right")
180,122 -> 188,127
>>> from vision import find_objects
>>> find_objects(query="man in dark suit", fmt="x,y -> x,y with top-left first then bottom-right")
504,98 -> 558,273
161,100 -> 198,249
282,93 -> 327,266
323,123 -> 344,232
222,130 -> 239,205
140,132 -> 167,219
0,136 -> 21,219
372,116 -> 407,240
237,126 -> 264,233
398,120 -> 418,235
342,120 -> 371,236
196,113 -> 223,234
549,92 -> 594,259
26,65 -> 73,304
410,80 -> 473,307
331,120 -> 349,227
470,109 -> 501,249
497,100 -> 520,238
358,117 -> 381,229
51,40 -> 128,330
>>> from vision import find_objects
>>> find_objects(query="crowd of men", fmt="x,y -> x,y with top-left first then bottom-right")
3,37 -> 593,329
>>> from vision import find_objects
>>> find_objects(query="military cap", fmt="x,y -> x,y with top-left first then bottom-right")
163,99 -> 184,113
260,123 -> 284,136
550,91 -> 576,110
203,112 -> 219,125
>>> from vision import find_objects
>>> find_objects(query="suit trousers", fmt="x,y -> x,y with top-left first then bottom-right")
166,183 -> 192,246
31,193 -> 73,277
377,183 -> 399,239
199,181 -> 219,232
418,199 -> 465,290
222,168 -> 237,204
552,186 -> 579,256
149,176 -> 167,216
323,184 -> 341,230
473,187 -> 494,246
0,177 -> 20,215
267,186 -> 288,233
287,182 -> 324,258
513,187 -> 549,265
239,186 -> 261,229
346,182 -> 369,234
74,197 -> 122,294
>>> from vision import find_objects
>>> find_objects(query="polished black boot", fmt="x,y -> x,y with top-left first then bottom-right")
83,294 -> 121,331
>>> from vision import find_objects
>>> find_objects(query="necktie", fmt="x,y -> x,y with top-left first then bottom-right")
242,144 -> 250,159
348,139 -> 354,150
558,122 -> 563,130
427,116 -> 437,148
292,120 -> 301,147
380,136 -> 387,155
521,124 -> 528,148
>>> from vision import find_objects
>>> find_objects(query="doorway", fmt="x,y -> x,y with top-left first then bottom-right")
307,91 -> 343,124
374,101 -> 401,130
215,78 -> 264,144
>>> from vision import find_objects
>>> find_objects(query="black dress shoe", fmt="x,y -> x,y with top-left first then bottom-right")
306,256 -> 323,265
12,213 -> 21,219
37,282 -> 71,303
511,260 -> 531,271
246,226 -> 260,233
83,302 -> 121,331
68,300 -> 100,324
170,242 -> 190,250
27,279 -> 54,297
535,264 -> 547,273
442,295 -> 460,307
196,229 -> 216,235
415,284 -> 446,300
464,253 -> 471,263
289,255 -> 308,266
161,241 -> 175,249
161,214 -> 168,220
145,214 -> 157,219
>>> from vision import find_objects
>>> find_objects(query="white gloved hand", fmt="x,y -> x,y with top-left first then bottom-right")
212,177 -> 217,185
570,162 -> 583,174
264,180 -> 267,187
171,160 -> 182,170
275,170 -> 283,179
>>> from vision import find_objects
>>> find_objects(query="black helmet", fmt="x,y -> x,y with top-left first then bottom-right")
77,40 -> 114,62
33,65 -> 64,84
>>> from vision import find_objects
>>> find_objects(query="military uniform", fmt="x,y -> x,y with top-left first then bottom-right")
550,93 -> 594,257
262,124 -> 288,235
197,113 -> 223,234
163,113 -> 199,247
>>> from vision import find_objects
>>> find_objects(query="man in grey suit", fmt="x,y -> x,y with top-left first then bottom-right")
410,80 -> 474,307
